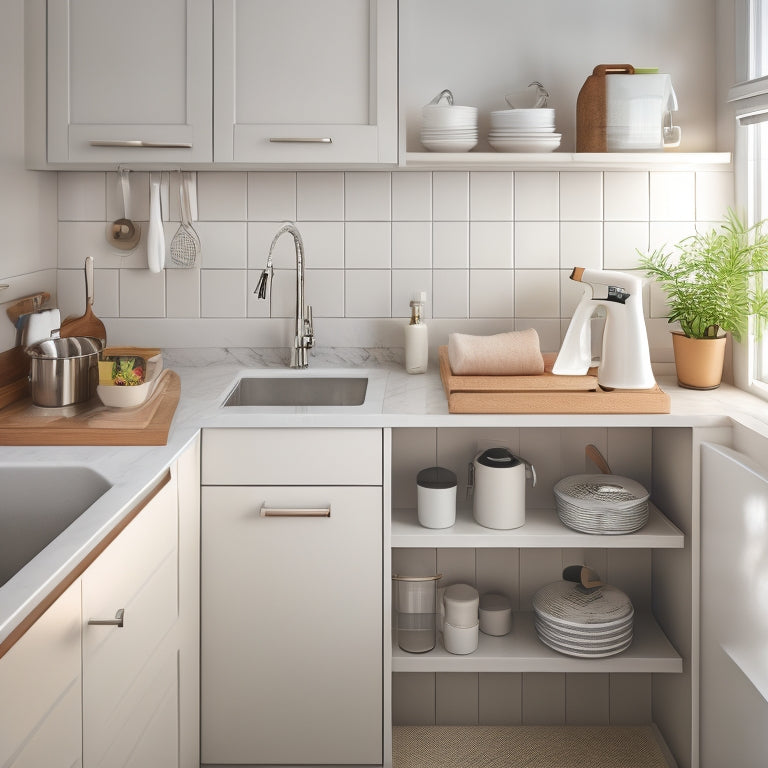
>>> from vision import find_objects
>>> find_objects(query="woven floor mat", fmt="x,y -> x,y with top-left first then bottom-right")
393,725 -> 672,768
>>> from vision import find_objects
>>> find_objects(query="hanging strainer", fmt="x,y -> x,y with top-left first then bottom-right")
553,473 -> 649,534
170,172 -> 201,267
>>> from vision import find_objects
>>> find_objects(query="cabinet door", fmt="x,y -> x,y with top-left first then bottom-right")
202,485 -> 383,764
213,0 -> 397,163
0,582 -> 82,768
47,0 -> 212,163
82,472 -> 179,768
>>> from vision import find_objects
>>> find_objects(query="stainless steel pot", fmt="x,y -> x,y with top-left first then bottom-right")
25,336 -> 102,407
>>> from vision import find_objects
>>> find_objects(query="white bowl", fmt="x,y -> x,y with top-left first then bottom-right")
489,135 -> 561,153
421,138 -> 478,152
97,358 -> 164,408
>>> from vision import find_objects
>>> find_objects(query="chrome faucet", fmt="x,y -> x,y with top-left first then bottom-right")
255,222 -> 314,368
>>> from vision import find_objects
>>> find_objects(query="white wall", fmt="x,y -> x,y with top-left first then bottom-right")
0,0 -> 57,352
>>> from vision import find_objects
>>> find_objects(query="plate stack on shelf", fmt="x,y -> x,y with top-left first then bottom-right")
533,581 -> 634,658
420,90 -> 478,153
553,474 -> 650,534
488,108 -> 560,152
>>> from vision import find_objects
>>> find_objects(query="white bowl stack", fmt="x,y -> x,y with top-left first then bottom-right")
488,108 -> 560,152
421,98 -> 478,153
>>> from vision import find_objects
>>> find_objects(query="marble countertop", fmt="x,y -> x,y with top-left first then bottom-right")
2,345 -> 768,649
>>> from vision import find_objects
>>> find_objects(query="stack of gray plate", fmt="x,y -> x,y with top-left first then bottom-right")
553,474 -> 649,534
533,581 -> 634,658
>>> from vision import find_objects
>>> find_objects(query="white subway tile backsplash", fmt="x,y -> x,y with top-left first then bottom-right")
514,270 -> 559,318
58,172 -> 105,221
197,222 -> 247,268
297,172 -> 344,220
247,172 -> 297,221
470,172 -> 513,220
470,222 -> 513,268
603,172 -> 649,221
392,222 -> 431,269
433,222 -> 469,268
392,269 -> 433,319
345,269 -> 391,317
433,270 -> 469,318
345,222 -> 391,268
201,269 -> 247,317
603,222 -> 648,269
559,172 -> 603,221
119,269 -> 166,317
560,222 -> 603,269
54,168 -> 727,349
514,221 -> 559,269
514,172 -> 559,220
650,172 -> 696,221
345,172 -> 391,221
695,171 -> 734,222
469,269 -> 514,318
392,172 -> 432,221
433,172 -> 469,221
197,172 -> 247,221
166,268 -> 201,318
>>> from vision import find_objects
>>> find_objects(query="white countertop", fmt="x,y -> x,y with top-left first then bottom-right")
2,345 -> 768,649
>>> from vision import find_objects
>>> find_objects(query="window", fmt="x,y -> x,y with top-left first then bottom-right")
730,0 -> 768,394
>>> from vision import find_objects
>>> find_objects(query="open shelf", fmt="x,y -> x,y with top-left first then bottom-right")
402,151 -> 731,170
391,612 -> 682,674
391,504 -> 684,549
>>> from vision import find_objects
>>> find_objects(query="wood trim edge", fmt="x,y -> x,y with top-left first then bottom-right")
0,468 -> 172,660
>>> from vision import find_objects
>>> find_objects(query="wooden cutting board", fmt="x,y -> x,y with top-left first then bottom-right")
0,369 -> 181,445
438,346 -> 670,414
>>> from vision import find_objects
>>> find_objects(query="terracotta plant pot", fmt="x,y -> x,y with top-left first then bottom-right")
671,331 -> 727,390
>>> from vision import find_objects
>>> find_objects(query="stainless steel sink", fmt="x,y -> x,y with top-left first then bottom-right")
0,465 -> 112,587
222,376 -> 368,407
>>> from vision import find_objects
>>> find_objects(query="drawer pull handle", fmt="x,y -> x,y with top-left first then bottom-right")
88,608 -> 125,627
89,140 -> 193,149
259,504 -> 331,518
268,137 -> 332,144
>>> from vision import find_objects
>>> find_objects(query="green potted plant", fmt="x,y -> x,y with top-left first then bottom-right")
639,209 -> 768,389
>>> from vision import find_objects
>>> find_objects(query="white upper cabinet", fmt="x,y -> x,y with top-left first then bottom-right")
46,0 -> 213,164
213,0 -> 397,164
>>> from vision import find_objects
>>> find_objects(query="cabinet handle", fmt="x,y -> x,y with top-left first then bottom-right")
89,140 -> 193,149
88,608 -> 125,627
259,504 -> 331,518
268,137 -> 332,144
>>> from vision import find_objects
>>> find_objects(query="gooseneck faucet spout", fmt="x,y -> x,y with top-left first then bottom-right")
255,222 -> 314,368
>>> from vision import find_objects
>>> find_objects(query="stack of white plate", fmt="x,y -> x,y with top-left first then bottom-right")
421,104 -> 478,153
488,108 -> 560,152
533,581 -> 634,658
553,474 -> 650,534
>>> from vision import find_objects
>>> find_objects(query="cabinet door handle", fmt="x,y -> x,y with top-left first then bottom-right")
268,137 -> 332,144
259,504 -> 331,518
89,140 -> 193,149
88,608 -> 125,627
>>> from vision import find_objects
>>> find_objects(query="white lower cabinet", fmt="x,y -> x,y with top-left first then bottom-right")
201,428 -> 384,766
0,581 -> 82,768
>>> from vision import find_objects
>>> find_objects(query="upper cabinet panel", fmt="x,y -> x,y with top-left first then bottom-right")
213,0 -> 397,164
47,0 -> 213,163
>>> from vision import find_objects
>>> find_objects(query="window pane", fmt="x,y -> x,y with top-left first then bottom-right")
754,120 -> 768,382
751,0 -> 768,78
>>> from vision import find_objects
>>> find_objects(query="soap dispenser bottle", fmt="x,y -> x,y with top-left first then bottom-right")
405,291 -> 428,374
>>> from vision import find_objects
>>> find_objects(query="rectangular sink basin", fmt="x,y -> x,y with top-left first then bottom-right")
0,465 -> 112,587
223,376 -> 368,407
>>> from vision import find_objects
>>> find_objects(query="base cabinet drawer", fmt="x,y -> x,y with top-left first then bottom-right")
202,485 -> 383,765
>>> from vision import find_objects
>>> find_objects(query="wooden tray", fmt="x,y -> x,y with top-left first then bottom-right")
439,346 -> 670,414
0,369 -> 181,445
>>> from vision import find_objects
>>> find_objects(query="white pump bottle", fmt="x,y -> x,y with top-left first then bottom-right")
405,291 -> 428,374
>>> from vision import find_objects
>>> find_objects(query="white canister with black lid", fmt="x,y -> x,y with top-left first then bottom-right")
469,447 -> 536,530
417,466 -> 457,529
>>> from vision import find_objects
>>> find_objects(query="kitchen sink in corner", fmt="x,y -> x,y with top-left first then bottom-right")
0,465 -> 112,587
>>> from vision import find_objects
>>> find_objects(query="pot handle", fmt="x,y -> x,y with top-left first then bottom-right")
519,456 -> 537,487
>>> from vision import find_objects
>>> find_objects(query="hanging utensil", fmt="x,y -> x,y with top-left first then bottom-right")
585,444 -> 612,474
169,171 -> 200,267
147,173 -> 165,273
107,168 -> 141,251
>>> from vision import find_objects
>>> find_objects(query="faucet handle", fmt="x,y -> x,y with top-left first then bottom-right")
305,305 -> 315,347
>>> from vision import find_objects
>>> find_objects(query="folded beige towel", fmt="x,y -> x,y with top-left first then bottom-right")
448,329 -> 544,375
